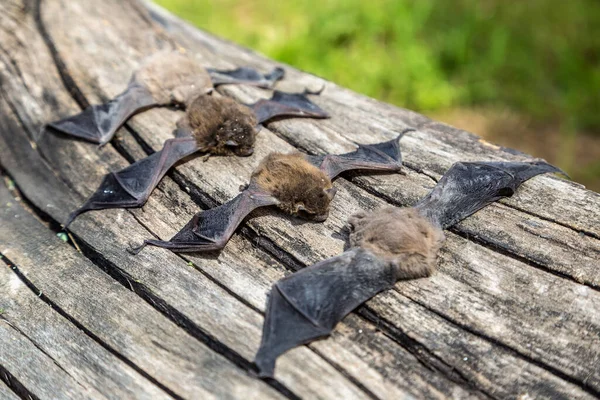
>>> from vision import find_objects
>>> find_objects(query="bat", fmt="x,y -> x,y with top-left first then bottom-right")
46,51 -> 285,146
64,90 -> 330,228
254,160 -> 563,377
129,133 -> 409,254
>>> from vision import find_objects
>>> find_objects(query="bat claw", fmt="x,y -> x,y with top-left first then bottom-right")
397,127 -> 416,138
128,241 -> 147,255
63,210 -> 80,230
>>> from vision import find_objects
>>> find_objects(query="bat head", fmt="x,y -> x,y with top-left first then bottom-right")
188,94 -> 258,157
251,153 -> 336,221
295,185 -> 337,221
348,207 -> 445,280
132,51 -> 213,105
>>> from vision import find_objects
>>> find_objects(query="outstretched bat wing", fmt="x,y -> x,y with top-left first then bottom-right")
208,66 -> 285,88
255,248 -> 394,377
47,84 -> 155,145
251,90 -> 329,124
131,189 -> 279,254
315,132 -> 409,180
415,161 -> 563,229
64,136 -> 199,227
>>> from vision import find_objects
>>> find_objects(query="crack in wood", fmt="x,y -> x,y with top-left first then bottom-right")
0,363 -> 40,400
71,243 -> 301,400
502,202 -> 600,241
449,228 -> 600,291
33,0 -> 89,109
0,318 -> 86,389
0,254 -> 184,400
357,306 -> 496,400
399,291 -> 600,399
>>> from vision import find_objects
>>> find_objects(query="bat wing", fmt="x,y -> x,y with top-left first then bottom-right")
251,90 -> 329,124
318,132 -> 409,179
64,137 -> 199,228
254,248 -> 394,377
207,66 -> 285,88
130,190 -> 279,254
415,161 -> 564,229
47,84 -> 156,146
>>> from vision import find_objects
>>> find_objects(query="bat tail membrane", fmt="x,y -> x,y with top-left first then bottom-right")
251,90 -> 329,124
207,66 -> 285,89
65,138 -> 199,229
47,84 -> 156,145
254,249 -> 394,377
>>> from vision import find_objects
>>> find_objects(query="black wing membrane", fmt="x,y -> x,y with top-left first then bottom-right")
251,90 -> 329,124
65,137 -> 199,228
48,84 -> 155,145
130,189 -> 279,254
207,66 -> 285,88
415,161 -> 563,229
254,248 -> 394,377
316,131 -> 410,179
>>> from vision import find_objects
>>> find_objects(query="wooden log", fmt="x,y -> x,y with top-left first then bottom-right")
0,0 -> 598,399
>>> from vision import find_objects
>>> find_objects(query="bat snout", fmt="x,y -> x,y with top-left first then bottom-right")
311,211 -> 329,222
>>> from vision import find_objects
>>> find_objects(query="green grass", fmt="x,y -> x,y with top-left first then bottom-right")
155,0 -> 600,188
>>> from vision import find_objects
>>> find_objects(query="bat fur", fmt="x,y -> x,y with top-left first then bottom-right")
186,95 -> 257,156
252,153 -> 336,221
349,207 -> 445,279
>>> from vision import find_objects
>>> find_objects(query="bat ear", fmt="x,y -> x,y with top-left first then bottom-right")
325,187 -> 337,200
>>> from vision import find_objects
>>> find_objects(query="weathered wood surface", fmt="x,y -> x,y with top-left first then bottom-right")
0,0 -> 598,399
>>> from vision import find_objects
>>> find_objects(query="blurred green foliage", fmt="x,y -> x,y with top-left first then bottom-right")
156,0 -> 600,189
156,0 -> 600,134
